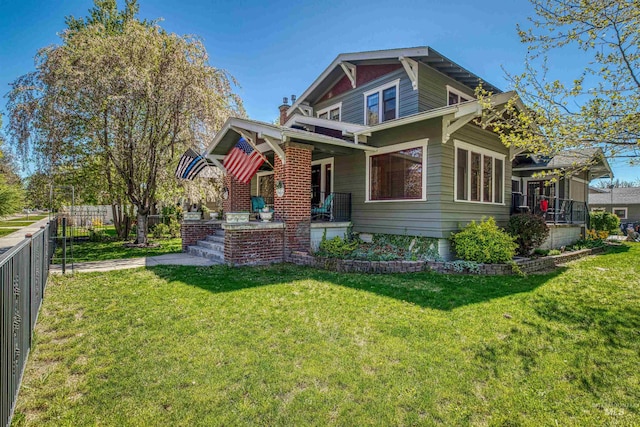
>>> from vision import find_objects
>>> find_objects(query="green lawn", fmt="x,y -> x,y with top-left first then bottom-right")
52,237 -> 182,262
12,244 -> 640,426
0,221 -> 40,227
0,228 -> 20,237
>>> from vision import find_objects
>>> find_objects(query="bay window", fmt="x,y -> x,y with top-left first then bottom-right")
454,140 -> 505,204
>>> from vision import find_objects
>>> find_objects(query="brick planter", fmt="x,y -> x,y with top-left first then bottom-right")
290,247 -> 605,275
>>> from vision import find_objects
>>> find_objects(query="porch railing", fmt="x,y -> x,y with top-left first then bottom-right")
311,192 -> 351,222
511,192 -> 588,225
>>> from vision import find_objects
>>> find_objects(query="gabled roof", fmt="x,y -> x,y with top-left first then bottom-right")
204,117 -> 377,161
287,46 -> 502,116
512,148 -> 613,180
589,187 -> 640,205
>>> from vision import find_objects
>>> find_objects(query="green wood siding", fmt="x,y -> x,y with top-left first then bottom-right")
332,120 -> 511,239
417,63 -> 477,112
313,68 -> 418,125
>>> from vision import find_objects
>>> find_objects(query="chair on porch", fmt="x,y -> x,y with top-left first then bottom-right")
251,196 -> 273,217
311,193 -> 334,221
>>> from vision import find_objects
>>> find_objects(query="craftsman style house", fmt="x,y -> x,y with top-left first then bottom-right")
187,46 -> 610,265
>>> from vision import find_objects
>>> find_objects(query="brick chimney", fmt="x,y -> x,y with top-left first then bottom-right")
279,96 -> 289,126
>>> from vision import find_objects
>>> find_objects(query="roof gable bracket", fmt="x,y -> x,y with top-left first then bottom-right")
206,155 -> 227,173
442,103 -> 483,143
340,61 -> 357,88
299,105 -> 313,116
399,56 -> 418,90
259,133 -> 286,164
230,126 -> 257,147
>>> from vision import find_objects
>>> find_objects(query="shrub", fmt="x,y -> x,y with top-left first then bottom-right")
533,248 -> 549,256
152,223 -> 170,239
586,228 -> 609,241
451,217 -> 517,264
507,213 -> 550,256
168,219 -> 181,238
89,229 -> 109,242
589,211 -> 620,236
317,230 -> 359,258
548,249 -> 562,256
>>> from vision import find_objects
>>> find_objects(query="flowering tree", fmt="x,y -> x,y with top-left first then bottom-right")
7,1 -> 243,243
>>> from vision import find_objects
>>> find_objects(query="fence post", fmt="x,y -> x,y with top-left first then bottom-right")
62,217 -> 67,275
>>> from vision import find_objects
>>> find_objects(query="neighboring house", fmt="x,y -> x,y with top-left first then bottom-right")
192,46 -> 612,264
588,187 -> 640,223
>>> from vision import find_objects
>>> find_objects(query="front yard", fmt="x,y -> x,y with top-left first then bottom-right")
12,244 -> 640,425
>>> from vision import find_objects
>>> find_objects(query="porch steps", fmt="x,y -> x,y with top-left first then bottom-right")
187,229 -> 225,264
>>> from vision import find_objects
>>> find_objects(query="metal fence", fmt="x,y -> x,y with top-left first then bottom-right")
1,223 -> 54,427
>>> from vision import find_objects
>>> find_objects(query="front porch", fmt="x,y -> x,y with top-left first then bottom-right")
511,192 -> 589,225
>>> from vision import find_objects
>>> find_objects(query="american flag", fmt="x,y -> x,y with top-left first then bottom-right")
223,137 -> 265,184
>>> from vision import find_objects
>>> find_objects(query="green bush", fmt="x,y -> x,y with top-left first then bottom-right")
589,211 -> 620,235
152,223 -> 170,239
452,217 -> 517,264
507,213 -> 550,256
317,230 -> 359,259
548,249 -> 562,256
168,219 -> 181,238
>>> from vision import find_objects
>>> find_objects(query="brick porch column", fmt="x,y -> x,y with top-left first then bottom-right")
274,142 -> 313,259
223,174 -> 251,213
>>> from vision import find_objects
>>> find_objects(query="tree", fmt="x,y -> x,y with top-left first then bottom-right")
479,0 -> 640,166
7,1 -> 243,243
0,116 -> 24,216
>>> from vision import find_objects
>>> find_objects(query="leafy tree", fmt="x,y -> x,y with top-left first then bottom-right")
479,0 -> 639,167
7,1 -> 243,243
0,116 -> 24,216
593,178 -> 640,189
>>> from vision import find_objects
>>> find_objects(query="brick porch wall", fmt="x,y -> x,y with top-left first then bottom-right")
274,142 -> 313,259
223,226 -> 284,266
181,221 -> 222,251
223,174 -> 251,213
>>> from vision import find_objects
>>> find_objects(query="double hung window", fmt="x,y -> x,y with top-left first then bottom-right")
364,80 -> 399,125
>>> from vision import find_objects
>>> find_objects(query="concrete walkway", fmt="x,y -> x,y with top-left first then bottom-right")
0,216 -> 52,257
50,252 -> 219,274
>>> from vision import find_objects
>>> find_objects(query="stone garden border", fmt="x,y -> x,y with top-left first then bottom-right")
290,247 -> 606,275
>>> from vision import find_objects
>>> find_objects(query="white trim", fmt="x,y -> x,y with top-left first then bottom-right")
453,139 -> 506,205
316,102 -> 342,121
311,157 -> 335,197
365,139 -> 428,203
255,171 -> 275,196
363,79 -> 400,126
284,114 -> 369,135
446,85 -> 474,105
399,56 -> 418,90
613,207 -> 628,219
353,92 -> 519,136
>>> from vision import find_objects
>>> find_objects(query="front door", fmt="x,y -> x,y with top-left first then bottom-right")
311,159 -> 333,206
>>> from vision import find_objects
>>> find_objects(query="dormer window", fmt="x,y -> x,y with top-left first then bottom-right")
364,80 -> 399,125
317,102 -> 342,121
447,85 -> 473,105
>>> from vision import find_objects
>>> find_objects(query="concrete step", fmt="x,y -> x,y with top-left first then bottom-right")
205,234 -> 224,244
196,239 -> 224,252
215,229 -> 225,237
187,245 -> 224,263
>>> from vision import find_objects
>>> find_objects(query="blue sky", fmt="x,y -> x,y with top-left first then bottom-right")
0,0 -> 636,182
